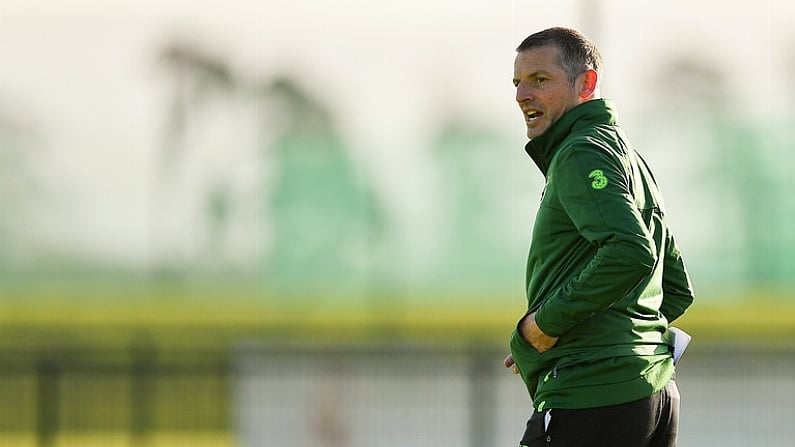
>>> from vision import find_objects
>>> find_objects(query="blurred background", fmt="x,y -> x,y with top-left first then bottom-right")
0,0 -> 794,445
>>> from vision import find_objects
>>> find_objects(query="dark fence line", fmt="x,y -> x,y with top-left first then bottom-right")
0,345 -> 230,447
4,342 -> 795,447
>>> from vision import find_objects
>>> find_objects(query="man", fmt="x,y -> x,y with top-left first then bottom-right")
502,27 -> 695,447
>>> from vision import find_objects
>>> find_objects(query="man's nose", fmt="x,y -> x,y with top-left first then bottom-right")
516,82 -> 531,103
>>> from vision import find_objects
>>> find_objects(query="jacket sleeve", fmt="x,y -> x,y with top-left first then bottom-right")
660,231 -> 695,322
534,145 -> 657,337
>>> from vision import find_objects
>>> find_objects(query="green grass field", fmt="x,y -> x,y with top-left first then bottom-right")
0,283 -> 793,347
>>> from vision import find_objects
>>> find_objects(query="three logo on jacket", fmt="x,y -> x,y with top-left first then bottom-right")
588,169 -> 608,190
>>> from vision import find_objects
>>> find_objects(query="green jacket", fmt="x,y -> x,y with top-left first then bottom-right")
510,99 -> 694,411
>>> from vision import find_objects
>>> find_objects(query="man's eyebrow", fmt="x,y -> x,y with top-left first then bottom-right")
513,70 -> 553,84
515,70 -> 553,79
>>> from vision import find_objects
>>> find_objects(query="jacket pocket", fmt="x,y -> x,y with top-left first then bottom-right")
510,327 -> 554,398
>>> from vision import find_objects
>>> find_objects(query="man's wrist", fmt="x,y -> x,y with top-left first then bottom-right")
517,313 -> 532,341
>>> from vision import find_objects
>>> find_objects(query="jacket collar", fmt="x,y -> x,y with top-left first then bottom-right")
524,98 -> 618,176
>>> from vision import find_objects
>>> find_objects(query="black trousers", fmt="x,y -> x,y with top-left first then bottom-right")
520,380 -> 680,447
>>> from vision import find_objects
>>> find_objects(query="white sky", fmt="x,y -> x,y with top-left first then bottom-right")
0,0 -> 792,267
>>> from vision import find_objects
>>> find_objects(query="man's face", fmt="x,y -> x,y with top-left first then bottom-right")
513,46 -> 584,140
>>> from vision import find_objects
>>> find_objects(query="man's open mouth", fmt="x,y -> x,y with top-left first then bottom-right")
526,110 -> 543,123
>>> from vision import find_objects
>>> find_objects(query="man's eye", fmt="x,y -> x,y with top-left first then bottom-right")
535,78 -> 548,85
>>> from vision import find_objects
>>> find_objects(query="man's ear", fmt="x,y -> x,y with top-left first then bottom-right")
579,69 -> 599,99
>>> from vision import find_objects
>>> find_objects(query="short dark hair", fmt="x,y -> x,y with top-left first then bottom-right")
516,27 -> 602,85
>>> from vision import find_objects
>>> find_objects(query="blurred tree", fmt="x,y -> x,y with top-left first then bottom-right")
651,55 -> 787,287
154,39 -> 240,279
157,40 -> 234,170
262,77 -> 386,292
429,120 -> 519,288
154,39 -> 388,293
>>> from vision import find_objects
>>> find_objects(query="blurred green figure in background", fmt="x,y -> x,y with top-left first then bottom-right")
265,78 -> 385,292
